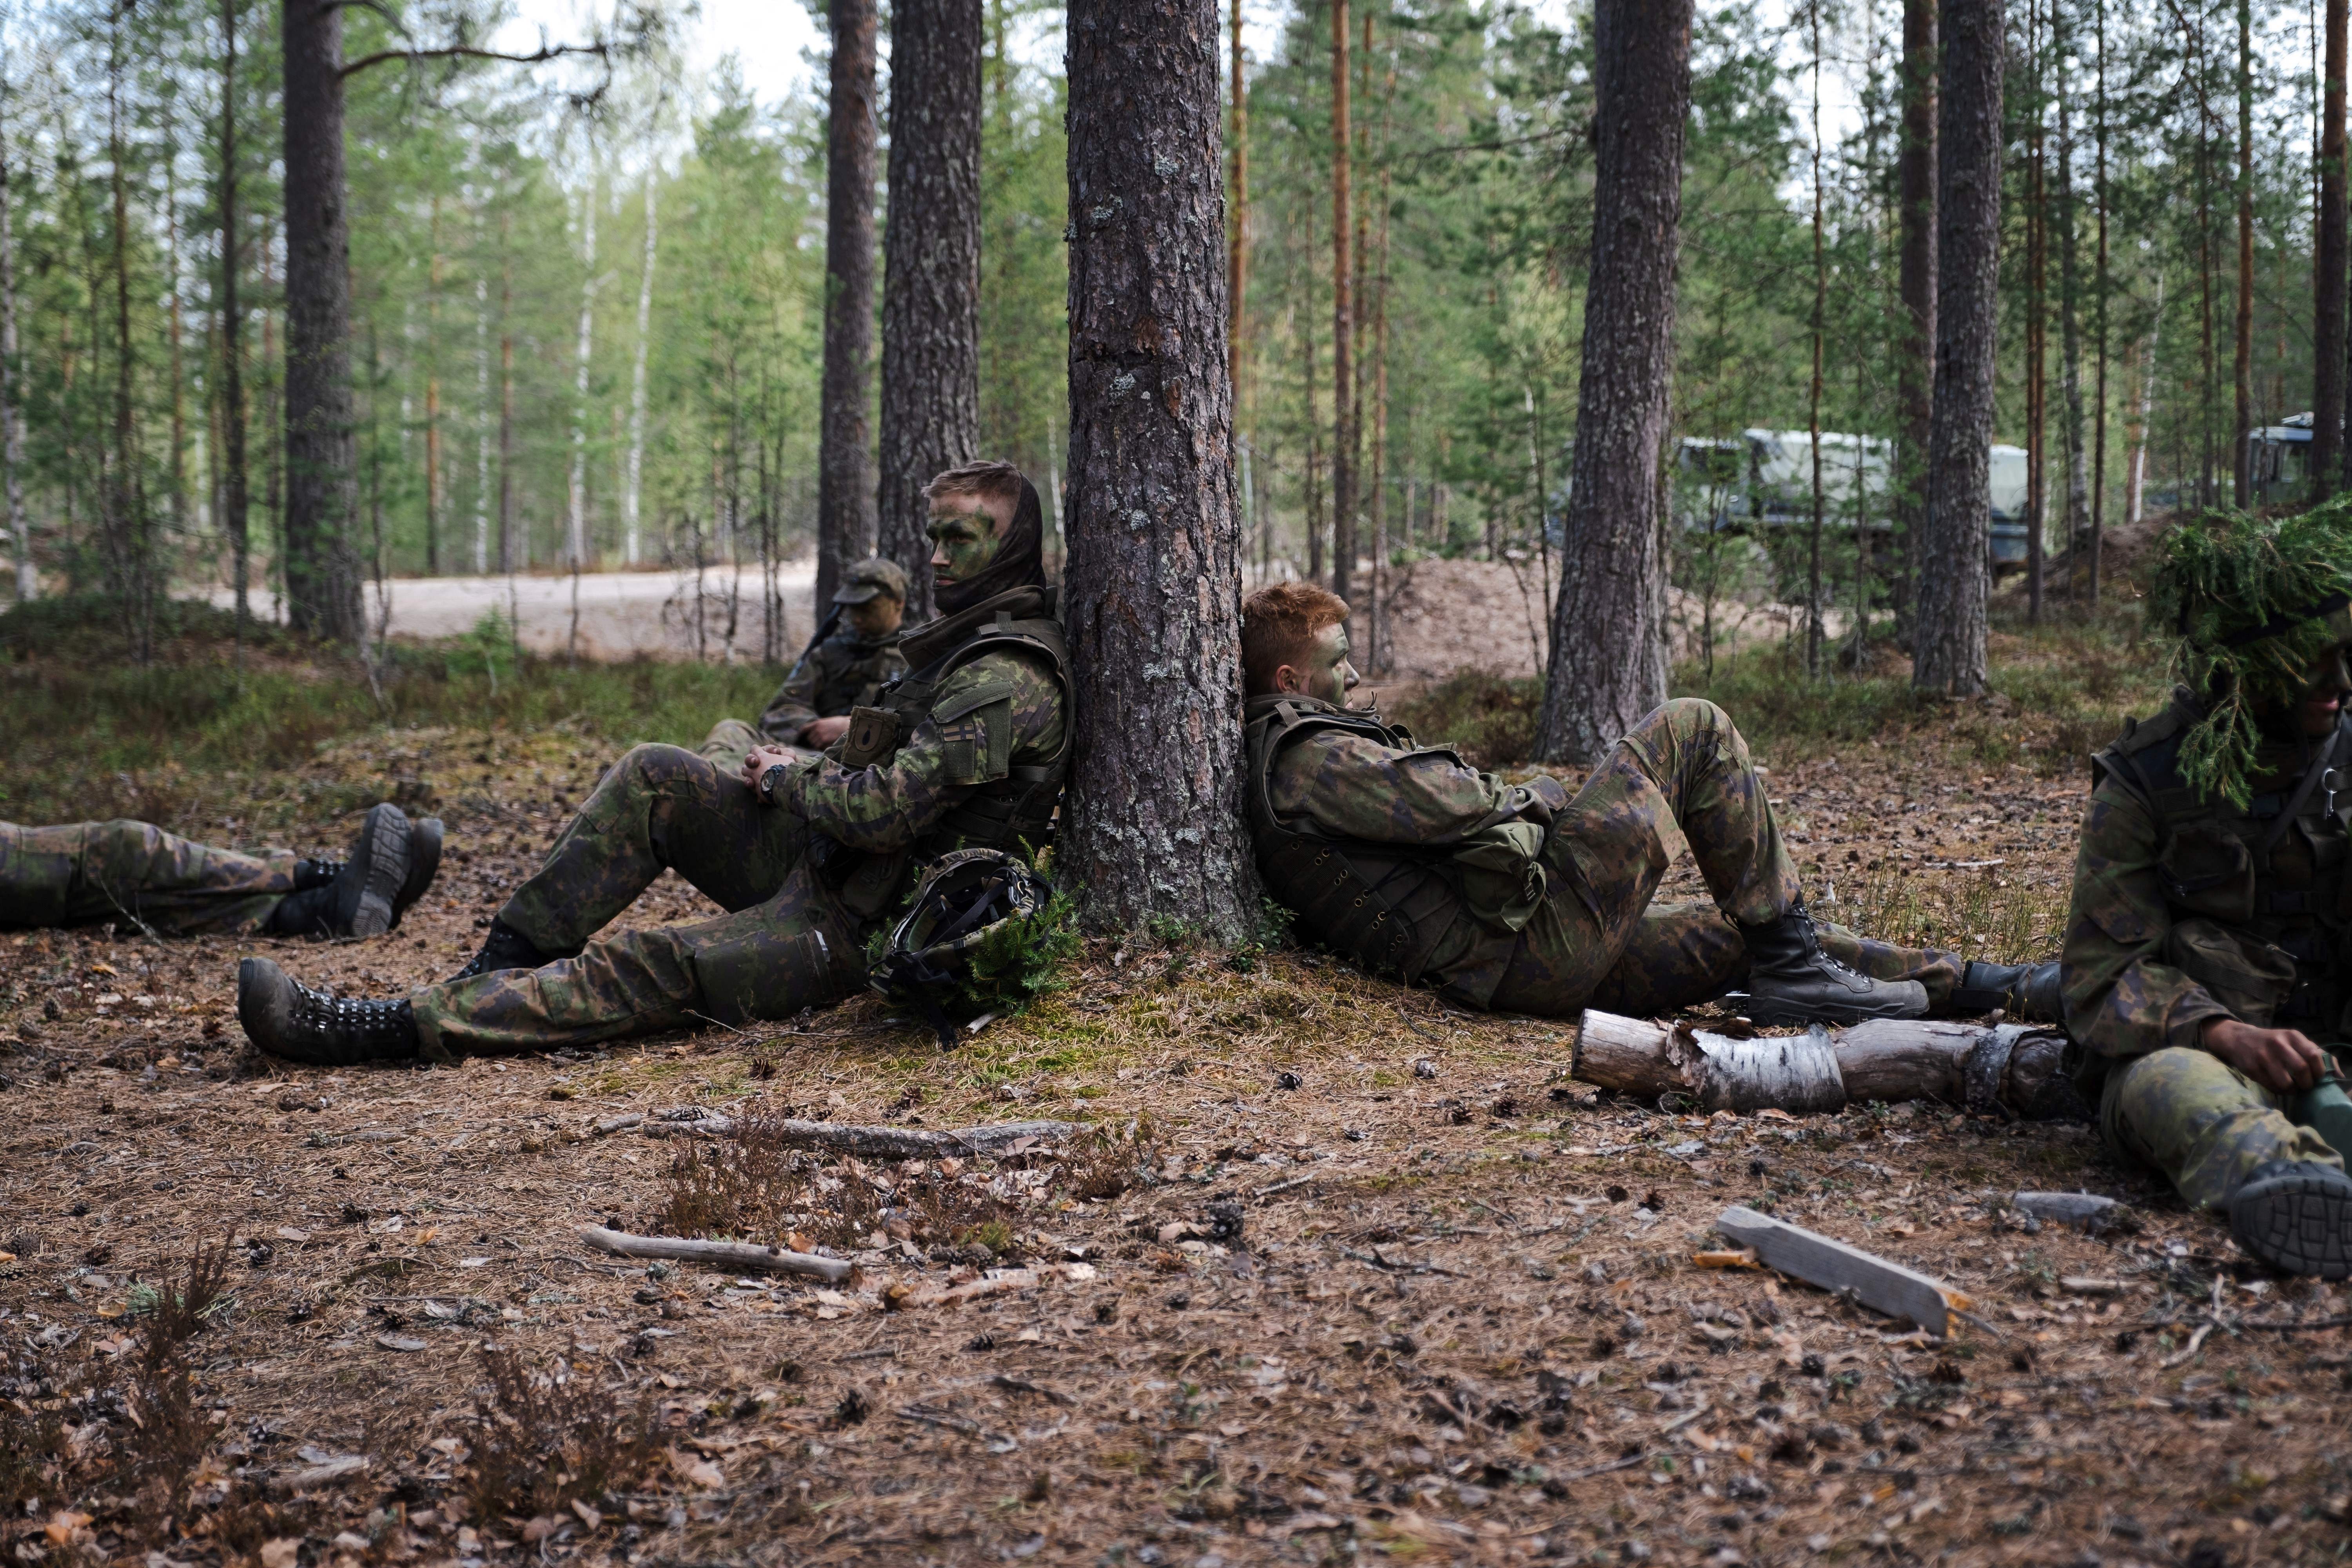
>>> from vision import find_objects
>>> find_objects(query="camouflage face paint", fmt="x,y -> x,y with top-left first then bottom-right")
927,504 -> 1003,589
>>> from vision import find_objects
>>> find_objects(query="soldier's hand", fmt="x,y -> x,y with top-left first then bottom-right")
801,715 -> 852,748
741,745 -> 797,799
2202,1017 -> 2327,1094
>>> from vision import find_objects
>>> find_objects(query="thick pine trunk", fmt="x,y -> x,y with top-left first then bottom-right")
2324,0 -> 2348,497
1532,0 -> 1690,765
1897,0 -> 1936,639
879,0 -> 981,621
1913,0 -> 2002,697
818,0 -> 879,611
280,0 -> 361,642
1062,0 -> 1254,942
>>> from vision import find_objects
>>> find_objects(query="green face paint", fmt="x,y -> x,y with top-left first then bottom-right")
926,506 -> 1003,590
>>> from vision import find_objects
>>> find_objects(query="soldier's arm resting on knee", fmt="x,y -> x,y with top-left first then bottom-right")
784,650 -> 1062,852
2063,783 -> 2241,1065
1273,729 -> 1561,844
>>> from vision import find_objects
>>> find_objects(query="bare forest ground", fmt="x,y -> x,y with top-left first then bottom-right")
3,594 -> 2348,1568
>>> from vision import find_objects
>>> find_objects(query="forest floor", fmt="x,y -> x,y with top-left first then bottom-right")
3,586 -> 2345,1568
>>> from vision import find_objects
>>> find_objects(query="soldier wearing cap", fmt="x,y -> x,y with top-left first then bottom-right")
699,557 -> 910,773
2064,505 -> 2352,1276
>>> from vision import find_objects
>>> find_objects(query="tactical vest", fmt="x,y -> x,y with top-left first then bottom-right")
2094,690 -> 2352,1035
1243,697 -> 1506,985
840,586 -> 1072,868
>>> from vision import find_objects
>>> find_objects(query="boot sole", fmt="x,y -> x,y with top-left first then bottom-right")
391,817 -> 443,929
347,804 -> 413,939
2230,1170 -> 2352,1279
1739,979 -> 1929,1027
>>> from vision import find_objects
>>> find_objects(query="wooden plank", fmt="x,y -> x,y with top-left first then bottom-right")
1715,1205 -> 1970,1336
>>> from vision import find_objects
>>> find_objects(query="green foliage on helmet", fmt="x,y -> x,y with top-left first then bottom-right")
2150,499 -> 2352,809
868,848 -> 1079,1046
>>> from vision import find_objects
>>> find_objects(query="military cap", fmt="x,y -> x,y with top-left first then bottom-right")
834,557 -> 909,605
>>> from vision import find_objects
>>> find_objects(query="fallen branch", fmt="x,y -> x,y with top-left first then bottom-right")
577,1225 -> 851,1283
2230,1314 -> 2352,1333
1717,1206 -> 1972,1337
643,1111 -> 1081,1158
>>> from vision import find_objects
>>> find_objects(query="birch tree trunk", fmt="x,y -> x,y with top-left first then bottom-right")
818,0 -> 878,610
1914,0 -> 2002,698
473,254 -> 490,576
425,194 -> 443,577
1062,0 -> 1254,942
2055,12 -> 2088,571
878,0 -> 980,621
626,168 -> 656,569
567,179 -> 597,574
1531,0 -> 1690,764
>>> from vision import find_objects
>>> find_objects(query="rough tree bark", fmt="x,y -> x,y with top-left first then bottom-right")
2232,0 -> 2251,508
1228,0 -> 1247,401
1897,0 -> 1936,637
1329,0 -> 1354,605
1913,0 -> 2002,697
221,0 -> 248,627
878,0 -> 981,621
818,0 -> 878,610
280,0 -> 363,641
1062,0 -> 1254,942
2321,0 -> 2347,498
1531,0 -> 1691,764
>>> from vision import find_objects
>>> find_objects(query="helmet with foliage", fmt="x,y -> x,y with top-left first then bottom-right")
869,849 -> 1074,1048
2151,501 -> 2352,809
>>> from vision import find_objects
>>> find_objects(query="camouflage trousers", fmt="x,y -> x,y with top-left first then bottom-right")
407,744 -> 868,1055
696,719 -> 822,778
0,819 -> 295,936
1488,698 -> 1962,1017
2099,1047 -> 2340,1210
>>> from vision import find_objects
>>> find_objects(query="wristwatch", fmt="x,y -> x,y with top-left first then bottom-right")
758,763 -> 790,804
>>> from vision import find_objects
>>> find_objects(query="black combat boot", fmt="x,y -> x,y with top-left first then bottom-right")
1947,959 -> 2065,1022
236,957 -> 420,1066
2227,1160 -> 2352,1279
446,917 -> 574,983
258,804 -> 417,939
1737,900 -> 1929,1025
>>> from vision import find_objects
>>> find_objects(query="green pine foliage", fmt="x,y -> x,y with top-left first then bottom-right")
2150,500 -> 2352,808
962,888 -> 1082,1018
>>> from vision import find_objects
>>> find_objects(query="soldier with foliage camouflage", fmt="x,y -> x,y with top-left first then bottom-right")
698,557 -> 909,774
235,461 -> 1069,1064
2063,505 -> 2352,1276
1240,582 -> 2056,1026
0,803 -> 439,940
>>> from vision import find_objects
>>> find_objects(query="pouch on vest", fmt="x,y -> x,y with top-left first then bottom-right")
838,706 -> 903,769
2158,821 -> 2257,924
2163,917 -> 2297,1026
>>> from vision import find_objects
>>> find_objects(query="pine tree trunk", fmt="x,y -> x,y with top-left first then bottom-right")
107,26 -> 151,662
1531,0 -> 1690,764
818,0 -> 878,610
0,55 -> 27,604
1329,0 -> 1354,606
499,211 -> 515,576
425,194 -> 443,577
220,0 -> 247,629
1228,0 -> 1248,402
878,0 -> 981,621
627,171 -> 657,568
1897,0 -> 1936,642
1914,0 -> 2003,697
568,180 -> 597,584
1062,0 -> 1254,941
474,253 -> 490,575
2055,13 -> 2088,577
2232,0 -> 2253,507
2324,0 -> 2348,496
280,0 -> 362,641
2024,1 -> 2043,625
2090,0 -> 2110,599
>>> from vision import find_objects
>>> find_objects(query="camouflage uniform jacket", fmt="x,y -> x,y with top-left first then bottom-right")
758,626 -> 908,744
782,586 -> 1068,921
1246,694 -> 1557,1001
2063,686 -> 2352,1093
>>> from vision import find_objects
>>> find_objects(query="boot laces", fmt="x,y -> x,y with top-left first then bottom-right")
1787,903 -> 1869,984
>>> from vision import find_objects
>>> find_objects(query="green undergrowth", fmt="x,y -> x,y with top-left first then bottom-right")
0,595 -> 778,827
1389,600 -> 2171,776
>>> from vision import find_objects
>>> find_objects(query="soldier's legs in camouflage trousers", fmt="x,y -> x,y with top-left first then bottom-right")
2101,1047 -> 2340,1210
1489,699 -> 1800,1014
496,744 -> 804,952
1582,904 -> 1965,1016
693,720 -> 822,778
0,819 -> 295,935
410,860 -> 870,1054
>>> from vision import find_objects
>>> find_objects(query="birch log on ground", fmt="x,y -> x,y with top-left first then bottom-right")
1572,1009 -> 2077,1118
577,1226 -> 853,1283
